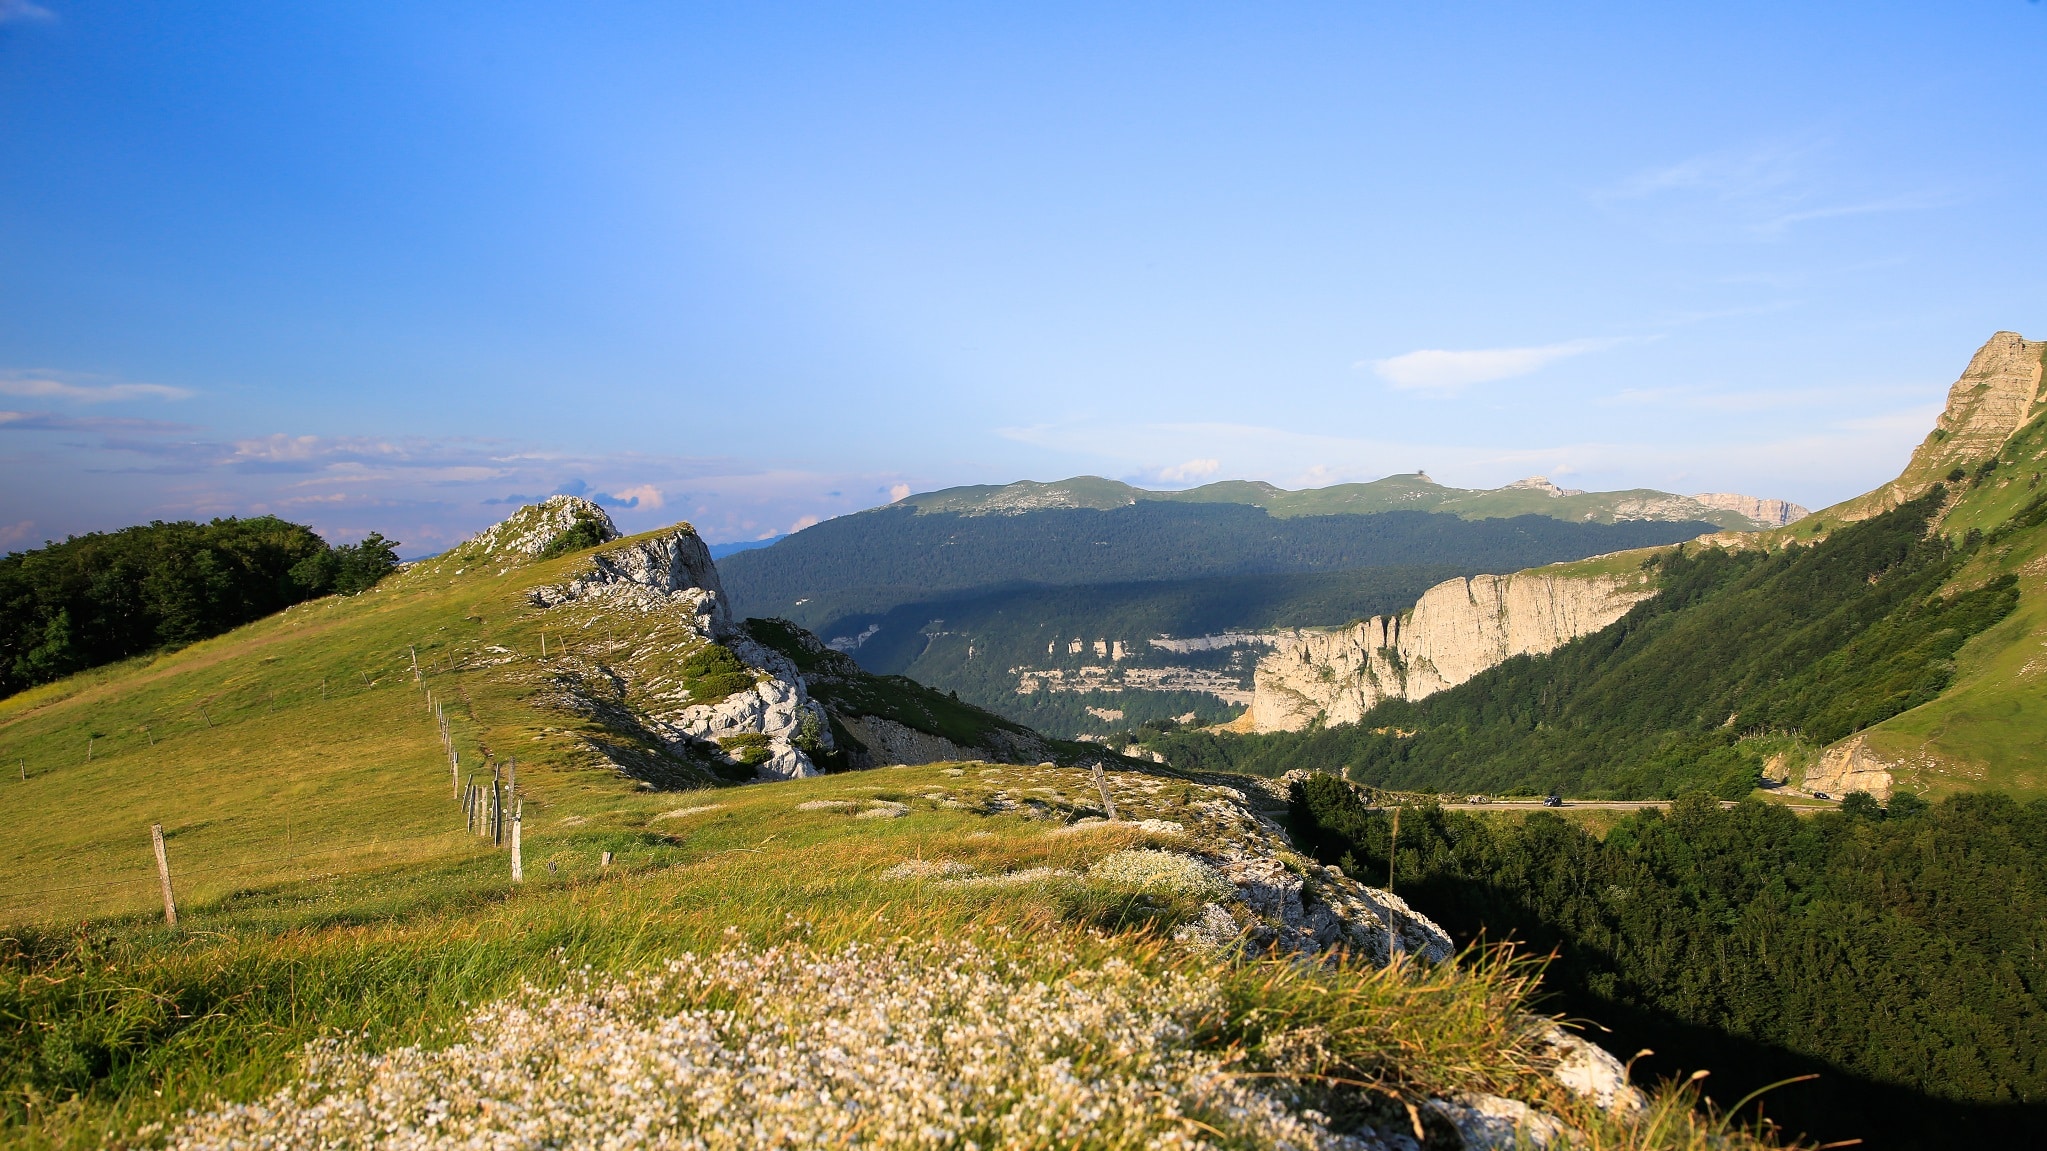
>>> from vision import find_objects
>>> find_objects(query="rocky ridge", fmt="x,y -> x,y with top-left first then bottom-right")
1824,330 -> 2047,525
1249,569 -> 1656,732
523,508 -> 838,782
466,501 -> 1091,784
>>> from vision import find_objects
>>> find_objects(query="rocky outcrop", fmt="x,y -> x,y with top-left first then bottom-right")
529,523 -> 733,636
1689,492 -> 1808,527
834,714 -> 984,768
470,495 -> 621,558
522,513 -> 831,782
1250,569 -> 1655,732
1802,734 -> 1895,800
1829,331 -> 2047,523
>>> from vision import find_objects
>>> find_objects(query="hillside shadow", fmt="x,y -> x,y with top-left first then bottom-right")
1545,987 -> 2047,1149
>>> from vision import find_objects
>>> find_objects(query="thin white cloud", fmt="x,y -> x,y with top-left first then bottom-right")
1366,338 -> 1628,392
0,373 -> 193,403
1597,138 -> 1956,239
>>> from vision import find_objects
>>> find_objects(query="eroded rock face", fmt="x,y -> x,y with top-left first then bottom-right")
524,516 -> 827,782
1690,492 -> 1809,527
1250,570 -> 1656,732
1803,734 -> 1896,800
1166,778 -> 1455,964
529,525 -> 732,636
1829,331 -> 2047,523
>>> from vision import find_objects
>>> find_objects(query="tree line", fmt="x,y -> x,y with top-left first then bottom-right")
1288,774 -> 2047,1148
0,517 -> 399,697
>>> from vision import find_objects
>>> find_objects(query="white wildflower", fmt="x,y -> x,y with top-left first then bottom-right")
167,939 -> 1373,1150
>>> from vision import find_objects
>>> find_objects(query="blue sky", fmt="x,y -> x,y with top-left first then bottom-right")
2,1 -> 2044,554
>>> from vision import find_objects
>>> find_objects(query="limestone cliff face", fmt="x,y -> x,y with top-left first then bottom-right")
1801,735 -> 1896,801
1829,331 -> 2047,523
528,518 -> 832,782
1249,570 -> 1655,733
1689,492 -> 1807,527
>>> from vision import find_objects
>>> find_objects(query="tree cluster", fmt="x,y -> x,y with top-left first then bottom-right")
0,518 -> 399,696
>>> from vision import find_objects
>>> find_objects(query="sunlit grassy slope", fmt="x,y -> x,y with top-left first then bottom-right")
0,537 -> 721,925
1853,434 -> 2047,799
3,758 -> 1779,1151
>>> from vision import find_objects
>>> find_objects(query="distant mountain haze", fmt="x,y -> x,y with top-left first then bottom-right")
718,502 -> 1722,632
897,473 -> 1807,530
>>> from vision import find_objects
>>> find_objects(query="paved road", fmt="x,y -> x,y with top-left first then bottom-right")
1440,797 -> 1836,811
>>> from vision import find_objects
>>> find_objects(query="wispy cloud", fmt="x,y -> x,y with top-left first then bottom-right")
0,410 -> 198,432
0,413 -> 930,555
0,371 -> 192,403
0,1 -> 56,26
1365,337 -> 1630,392
1598,138 -> 1955,239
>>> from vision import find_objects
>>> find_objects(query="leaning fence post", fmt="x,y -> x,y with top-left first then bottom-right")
1093,761 -> 1118,821
150,823 -> 178,927
510,800 -> 524,882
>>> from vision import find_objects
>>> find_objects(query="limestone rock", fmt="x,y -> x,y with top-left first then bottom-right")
1250,570 -> 1656,732
528,525 -> 732,636
1828,331 -> 2047,523
1540,1025 -> 1646,1113
469,495 -> 621,559
1688,492 -> 1809,527
1803,734 -> 1895,800
1426,1093 -> 1568,1150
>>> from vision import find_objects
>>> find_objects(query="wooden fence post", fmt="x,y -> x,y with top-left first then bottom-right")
150,823 -> 178,927
510,800 -> 524,882
1093,761 -> 1118,821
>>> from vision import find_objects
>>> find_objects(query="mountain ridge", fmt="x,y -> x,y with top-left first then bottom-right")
899,472 -> 1808,530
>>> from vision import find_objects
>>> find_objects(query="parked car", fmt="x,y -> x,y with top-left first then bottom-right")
1542,794 -> 1563,808
1811,791 -> 1832,800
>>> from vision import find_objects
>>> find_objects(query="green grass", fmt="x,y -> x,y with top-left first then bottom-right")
2,760 -> 1790,1150
0,522 -> 1800,1149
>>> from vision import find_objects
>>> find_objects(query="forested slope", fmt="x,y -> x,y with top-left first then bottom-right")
1151,491 -> 2020,797
1288,776 -> 2047,1149
721,502 -> 1717,629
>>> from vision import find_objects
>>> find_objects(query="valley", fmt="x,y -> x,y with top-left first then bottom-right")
5,333 -> 2045,1150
